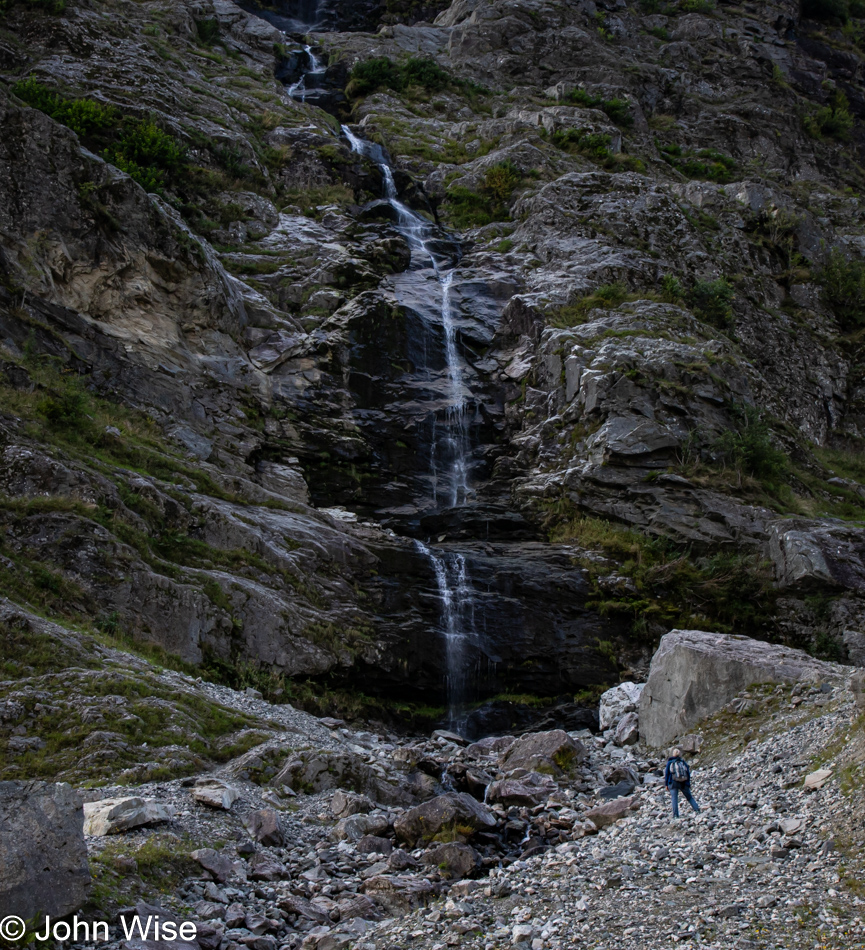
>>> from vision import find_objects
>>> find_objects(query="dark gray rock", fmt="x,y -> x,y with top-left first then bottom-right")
0,781 -> 90,920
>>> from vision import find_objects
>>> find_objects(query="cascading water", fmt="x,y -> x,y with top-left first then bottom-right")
343,125 -> 480,729
414,541 -> 476,730
285,45 -> 327,102
342,126 -> 470,509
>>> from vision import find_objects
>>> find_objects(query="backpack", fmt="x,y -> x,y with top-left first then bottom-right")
669,758 -> 689,783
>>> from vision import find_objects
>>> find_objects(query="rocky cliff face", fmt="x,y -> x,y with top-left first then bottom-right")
1,0 -> 865,749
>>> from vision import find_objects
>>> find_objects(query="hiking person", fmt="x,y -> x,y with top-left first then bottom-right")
665,747 -> 700,818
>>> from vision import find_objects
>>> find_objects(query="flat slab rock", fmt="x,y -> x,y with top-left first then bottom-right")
83,797 -> 171,836
639,629 -> 846,746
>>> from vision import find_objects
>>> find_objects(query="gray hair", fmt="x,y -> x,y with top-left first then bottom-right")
671,748 -> 682,758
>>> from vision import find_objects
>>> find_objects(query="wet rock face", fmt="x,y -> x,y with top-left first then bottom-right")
359,540 -> 621,703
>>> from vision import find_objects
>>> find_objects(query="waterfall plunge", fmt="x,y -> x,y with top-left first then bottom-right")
343,126 -> 480,729
342,125 -> 469,509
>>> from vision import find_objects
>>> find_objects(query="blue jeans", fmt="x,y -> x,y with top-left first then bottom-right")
670,783 -> 699,818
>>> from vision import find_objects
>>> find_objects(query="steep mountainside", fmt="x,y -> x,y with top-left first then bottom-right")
2,0 -> 865,761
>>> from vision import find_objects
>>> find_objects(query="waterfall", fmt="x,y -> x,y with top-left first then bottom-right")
343,125 -> 482,727
414,540 -> 476,730
286,45 -> 327,101
342,125 -> 470,508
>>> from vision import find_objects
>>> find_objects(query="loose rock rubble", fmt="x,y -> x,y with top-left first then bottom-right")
29,666 -> 855,950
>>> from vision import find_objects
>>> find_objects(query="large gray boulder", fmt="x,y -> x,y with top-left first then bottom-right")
499,729 -> 585,774
640,629 -> 845,747
393,793 -> 496,846
0,781 -> 91,920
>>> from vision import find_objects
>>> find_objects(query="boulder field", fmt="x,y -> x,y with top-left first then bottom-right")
1,630 -> 863,950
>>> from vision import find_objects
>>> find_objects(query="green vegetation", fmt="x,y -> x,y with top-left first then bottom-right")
548,275 -> 734,330
11,78 -> 257,202
820,246 -> 865,329
549,282 -> 629,327
90,834 -> 202,912
0,617 -> 271,783
546,506 -> 777,642
804,88 -> 855,141
565,88 -> 634,127
195,17 -> 220,45
443,161 -> 523,228
12,77 -> 115,138
689,277 -> 735,327
346,56 -> 450,98
549,128 -> 645,173
712,404 -> 789,481
104,120 -> 188,194
659,143 -> 737,183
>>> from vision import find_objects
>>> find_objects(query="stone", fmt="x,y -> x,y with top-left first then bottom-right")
852,670 -> 865,708
499,730 -> 585,774
191,848 -> 235,883
599,682 -> 644,731
356,834 -> 393,855
393,793 -> 496,845
803,769 -> 833,790
585,794 -> 640,830
486,779 -> 548,807
679,734 -> 703,754
331,790 -> 374,819
639,630 -> 843,746
614,712 -> 639,746
336,894 -> 377,920
420,842 -> 481,879
248,851 -> 286,881
243,808 -> 285,846
465,735 -> 516,757
82,797 -> 170,836
360,874 -> 437,916
278,895 -> 328,924
225,903 -> 247,928
192,778 -> 241,811
331,812 -> 389,842
0,780 -> 91,920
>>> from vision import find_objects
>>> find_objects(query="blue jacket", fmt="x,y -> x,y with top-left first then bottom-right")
665,756 -> 691,788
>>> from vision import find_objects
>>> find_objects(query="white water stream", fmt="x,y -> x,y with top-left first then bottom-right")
342,125 -> 470,509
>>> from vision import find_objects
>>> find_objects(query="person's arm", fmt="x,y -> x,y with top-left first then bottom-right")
664,759 -> 671,787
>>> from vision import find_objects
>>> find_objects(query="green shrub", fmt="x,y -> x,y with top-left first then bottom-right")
660,274 -> 685,302
401,57 -> 449,92
550,128 -> 645,172
565,88 -> 634,126
12,78 -> 115,137
660,143 -> 737,182
689,277 -> 734,326
549,282 -> 629,327
680,0 -> 714,11
481,160 -> 521,201
804,89 -> 854,141
103,120 -> 187,194
713,404 -> 788,480
346,56 -> 450,98
195,17 -> 220,45
443,162 -> 523,228
820,246 -> 865,329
